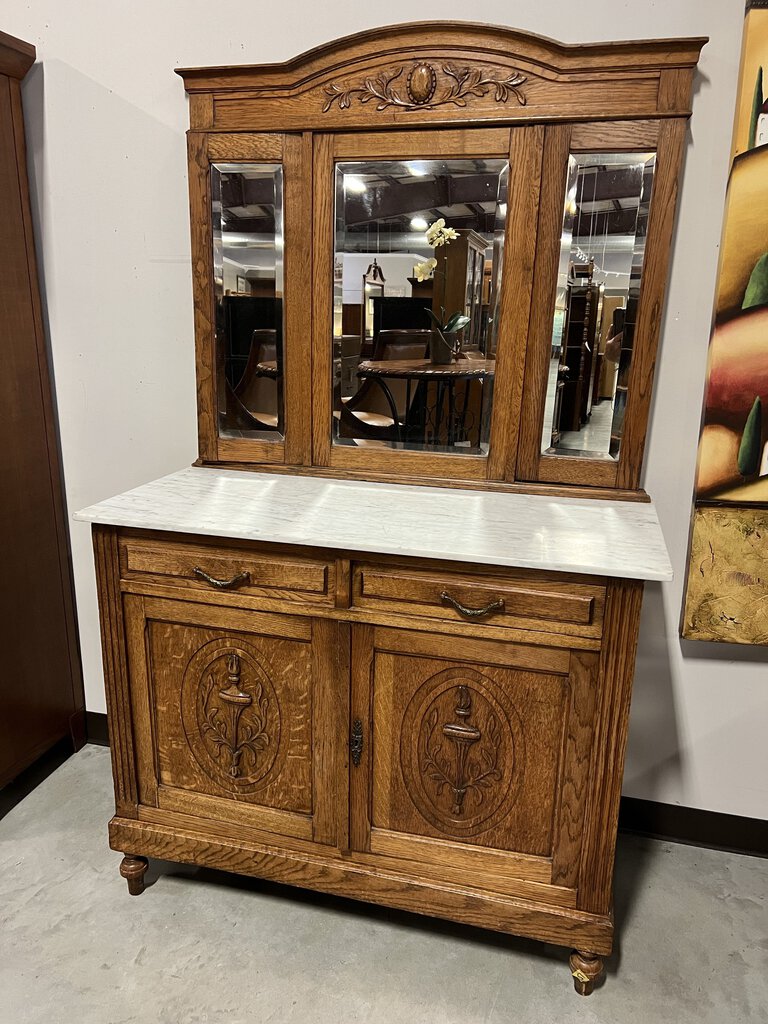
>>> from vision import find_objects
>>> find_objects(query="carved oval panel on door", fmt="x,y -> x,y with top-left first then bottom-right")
181,637 -> 284,793
400,666 -> 525,836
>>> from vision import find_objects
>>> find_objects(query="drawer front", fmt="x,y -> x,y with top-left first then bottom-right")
352,563 -> 604,638
120,536 -> 334,605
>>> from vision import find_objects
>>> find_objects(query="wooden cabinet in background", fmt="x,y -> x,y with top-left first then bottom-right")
0,31 -> 84,788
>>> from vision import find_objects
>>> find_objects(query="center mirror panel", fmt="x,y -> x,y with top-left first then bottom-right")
332,158 -> 509,455
211,163 -> 284,441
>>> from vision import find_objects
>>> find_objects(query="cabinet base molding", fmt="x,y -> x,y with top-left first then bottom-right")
109,816 -> 614,956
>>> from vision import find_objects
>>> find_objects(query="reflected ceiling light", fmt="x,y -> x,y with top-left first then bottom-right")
407,162 -> 429,177
410,215 -> 428,230
498,203 -> 507,216
345,176 -> 367,194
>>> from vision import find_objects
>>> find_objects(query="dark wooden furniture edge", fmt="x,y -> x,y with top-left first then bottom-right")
0,30 -> 35,80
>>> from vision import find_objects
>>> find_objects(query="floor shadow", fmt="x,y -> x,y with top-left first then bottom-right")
147,855 -> 570,970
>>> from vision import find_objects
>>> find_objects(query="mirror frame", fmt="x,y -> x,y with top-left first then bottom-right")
516,119 -> 684,489
311,126 -> 538,483
178,22 -> 704,496
187,131 -> 311,467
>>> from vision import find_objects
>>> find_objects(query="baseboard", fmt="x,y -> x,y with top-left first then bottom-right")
618,796 -> 767,857
83,712 -> 768,857
85,711 -> 110,746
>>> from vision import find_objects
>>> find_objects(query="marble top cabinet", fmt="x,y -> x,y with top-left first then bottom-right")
79,21 -> 702,998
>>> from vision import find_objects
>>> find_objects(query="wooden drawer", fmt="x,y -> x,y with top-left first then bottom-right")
119,535 -> 334,606
351,562 -> 605,638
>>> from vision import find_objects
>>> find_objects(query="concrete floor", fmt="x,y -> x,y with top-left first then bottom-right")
1,746 -> 766,1024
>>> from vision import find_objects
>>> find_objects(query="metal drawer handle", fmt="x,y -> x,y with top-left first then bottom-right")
193,567 -> 251,590
440,591 -> 505,620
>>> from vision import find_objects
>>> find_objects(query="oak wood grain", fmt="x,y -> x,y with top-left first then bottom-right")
110,815 -> 614,954
577,578 -> 644,913
488,125 -> 543,480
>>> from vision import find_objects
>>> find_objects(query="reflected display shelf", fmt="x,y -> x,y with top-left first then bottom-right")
75,467 -> 672,581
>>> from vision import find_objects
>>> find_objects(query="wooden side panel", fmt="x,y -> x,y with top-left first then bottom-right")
578,578 -> 644,913
550,650 -> 600,888
93,526 -> 138,817
187,132 -> 217,461
616,118 -> 687,489
0,71 -> 85,786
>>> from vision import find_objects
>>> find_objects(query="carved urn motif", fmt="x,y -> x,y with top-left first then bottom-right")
407,62 -> 437,105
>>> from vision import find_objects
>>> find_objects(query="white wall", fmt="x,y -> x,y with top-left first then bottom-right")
4,0 -> 765,820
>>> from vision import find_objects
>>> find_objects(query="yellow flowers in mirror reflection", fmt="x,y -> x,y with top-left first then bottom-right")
413,257 -> 437,282
426,218 -> 458,247
413,219 -> 459,281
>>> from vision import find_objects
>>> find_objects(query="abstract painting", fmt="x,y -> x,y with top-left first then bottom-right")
683,1 -> 768,643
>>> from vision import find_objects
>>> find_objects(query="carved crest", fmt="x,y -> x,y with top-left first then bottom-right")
201,653 -> 269,780
421,685 -> 502,816
399,667 -> 523,836
322,62 -> 526,113
181,642 -> 281,791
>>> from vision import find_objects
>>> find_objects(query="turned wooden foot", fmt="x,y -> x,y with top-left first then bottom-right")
569,950 -> 604,996
119,854 -> 148,896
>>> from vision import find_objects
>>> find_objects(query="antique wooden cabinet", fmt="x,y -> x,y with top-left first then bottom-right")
77,23 -> 704,995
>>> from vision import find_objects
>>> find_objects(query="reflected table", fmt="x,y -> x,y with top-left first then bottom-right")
356,357 -> 495,447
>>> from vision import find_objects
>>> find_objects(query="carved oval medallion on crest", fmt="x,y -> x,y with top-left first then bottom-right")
407,62 -> 437,104
181,637 -> 282,792
400,667 -> 524,836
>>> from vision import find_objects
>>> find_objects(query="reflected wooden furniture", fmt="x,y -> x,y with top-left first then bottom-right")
433,229 -> 490,352
0,30 -> 85,786
82,22 -> 703,998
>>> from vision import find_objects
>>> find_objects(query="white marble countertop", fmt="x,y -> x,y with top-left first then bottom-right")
74,467 -> 673,582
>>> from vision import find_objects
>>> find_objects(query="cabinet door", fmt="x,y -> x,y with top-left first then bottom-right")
124,596 -> 345,847
351,625 -> 598,903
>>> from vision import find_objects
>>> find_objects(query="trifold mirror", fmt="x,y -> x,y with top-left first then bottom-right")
211,162 -> 284,440
541,152 -> 655,462
332,158 -> 509,455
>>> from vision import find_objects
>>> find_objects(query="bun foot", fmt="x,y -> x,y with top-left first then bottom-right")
569,950 -> 604,996
119,854 -> 148,896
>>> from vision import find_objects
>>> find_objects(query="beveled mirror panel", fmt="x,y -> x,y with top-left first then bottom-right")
541,152 -> 655,461
332,158 -> 508,455
212,163 -> 284,440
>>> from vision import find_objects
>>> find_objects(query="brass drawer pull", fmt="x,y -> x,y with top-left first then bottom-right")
193,567 -> 251,590
440,591 -> 505,620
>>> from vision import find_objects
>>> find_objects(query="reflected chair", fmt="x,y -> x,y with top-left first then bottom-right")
225,328 -> 281,432
337,328 -> 431,441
